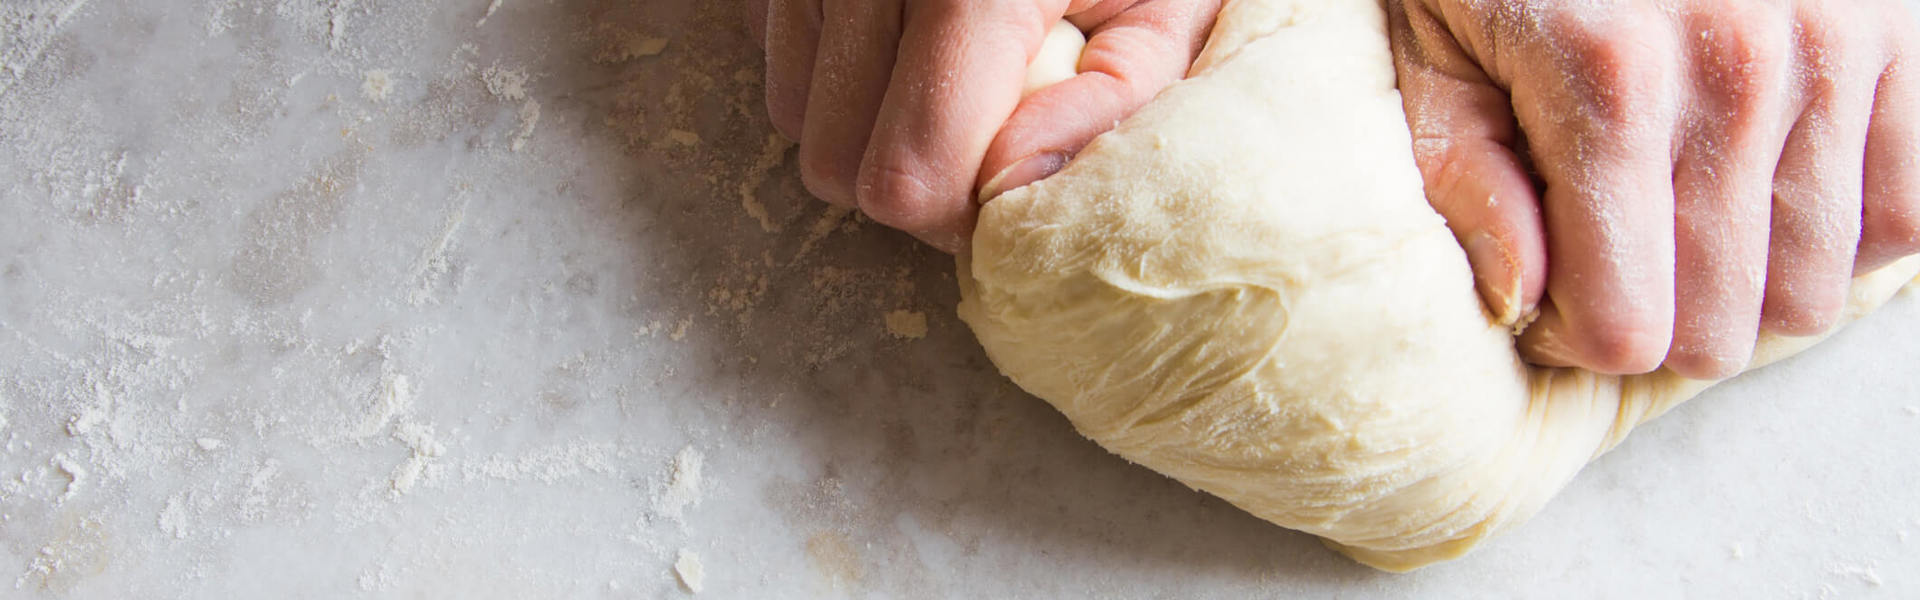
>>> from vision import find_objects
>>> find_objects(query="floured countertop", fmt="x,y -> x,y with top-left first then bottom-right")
2,0 -> 1918,597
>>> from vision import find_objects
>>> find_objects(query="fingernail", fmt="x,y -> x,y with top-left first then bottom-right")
979,152 -> 1069,202
1463,232 -> 1521,325
1516,308 -> 1580,367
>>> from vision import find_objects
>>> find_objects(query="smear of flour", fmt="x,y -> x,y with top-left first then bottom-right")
461,441 -> 623,483
475,0 -> 505,27
407,196 -> 470,305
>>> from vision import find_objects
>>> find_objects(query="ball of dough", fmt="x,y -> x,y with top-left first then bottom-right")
958,0 -> 1920,571
1024,20 -> 1086,98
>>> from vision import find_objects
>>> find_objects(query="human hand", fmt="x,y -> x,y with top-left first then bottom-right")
1387,0 -> 1920,378
751,0 -> 1223,252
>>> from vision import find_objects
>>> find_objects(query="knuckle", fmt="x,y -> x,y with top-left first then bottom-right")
1763,289 -> 1846,336
765,88 -> 806,142
1867,202 -> 1920,257
1691,10 -> 1791,107
1665,337 -> 1754,380
1790,4 -> 1876,91
1575,315 -> 1673,374
797,143 -> 858,204
1552,17 -> 1679,125
855,161 -> 942,232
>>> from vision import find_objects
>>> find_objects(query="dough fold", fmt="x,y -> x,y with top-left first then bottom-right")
956,0 -> 1920,571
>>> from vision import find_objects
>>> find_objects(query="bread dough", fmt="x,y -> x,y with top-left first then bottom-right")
1024,20 -> 1086,98
958,0 -> 1920,571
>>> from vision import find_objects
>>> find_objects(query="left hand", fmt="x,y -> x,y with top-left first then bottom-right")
750,0 -> 1224,252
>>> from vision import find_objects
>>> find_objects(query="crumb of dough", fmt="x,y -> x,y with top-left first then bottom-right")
361,69 -> 393,101
673,548 -> 706,593
883,310 -> 927,340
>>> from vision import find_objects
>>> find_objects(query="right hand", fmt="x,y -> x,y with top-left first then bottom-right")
1387,0 -> 1920,378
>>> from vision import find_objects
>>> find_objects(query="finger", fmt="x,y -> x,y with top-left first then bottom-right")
797,0 -> 901,207
857,1 -> 1063,253
1762,12 -> 1874,336
1514,13 -> 1682,374
1857,50 -> 1920,273
1386,0 -> 1548,326
765,0 -> 821,141
978,0 -> 1223,202
749,0 -> 770,49
1661,6 -> 1790,380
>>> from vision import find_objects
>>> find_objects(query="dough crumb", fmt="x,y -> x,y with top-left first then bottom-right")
635,36 -> 670,58
673,548 -> 706,593
481,65 -> 529,101
883,310 -> 927,340
54,455 -> 87,502
195,437 -> 224,451
1830,562 -> 1883,586
510,99 -> 541,151
361,69 -> 394,102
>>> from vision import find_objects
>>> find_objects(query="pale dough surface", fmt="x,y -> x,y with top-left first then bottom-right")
957,0 -> 1920,571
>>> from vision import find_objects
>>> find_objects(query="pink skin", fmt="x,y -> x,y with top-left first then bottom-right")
753,0 -> 1920,378
1393,0 -> 1920,378
752,0 -> 1225,252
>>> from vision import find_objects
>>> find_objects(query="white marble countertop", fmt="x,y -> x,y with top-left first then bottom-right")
2,0 -> 1918,597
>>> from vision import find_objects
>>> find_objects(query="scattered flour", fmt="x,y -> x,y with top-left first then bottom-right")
461,441 -> 623,483
353,372 -> 413,439
158,495 -> 191,539
390,421 -> 446,494
653,446 -> 704,523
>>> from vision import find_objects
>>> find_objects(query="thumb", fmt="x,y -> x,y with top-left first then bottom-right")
1388,1 -> 1546,326
977,0 -> 1223,202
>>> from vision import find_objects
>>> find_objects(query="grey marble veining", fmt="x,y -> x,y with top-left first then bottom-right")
1,0 -> 1917,597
